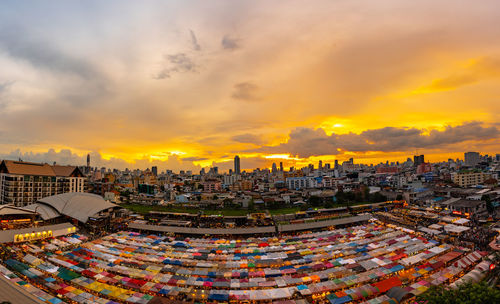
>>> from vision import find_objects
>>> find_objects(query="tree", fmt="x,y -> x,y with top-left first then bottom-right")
248,198 -> 255,211
223,198 -> 236,209
308,196 -> 323,207
486,201 -> 494,214
417,281 -> 500,304
482,194 -> 495,214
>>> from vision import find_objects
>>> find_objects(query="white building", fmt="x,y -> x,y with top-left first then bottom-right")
286,176 -> 319,190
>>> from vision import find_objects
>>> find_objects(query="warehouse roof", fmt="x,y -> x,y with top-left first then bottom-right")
35,192 -> 120,223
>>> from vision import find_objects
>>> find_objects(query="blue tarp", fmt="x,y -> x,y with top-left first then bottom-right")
208,293 -> 229,301
330,295 -> 352,304
390,264 -> 404,272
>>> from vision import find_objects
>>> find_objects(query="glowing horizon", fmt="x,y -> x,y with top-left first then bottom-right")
0,1 -> 499,172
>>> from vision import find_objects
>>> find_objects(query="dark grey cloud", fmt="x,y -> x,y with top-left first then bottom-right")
231,133 -> 263,145
154,53 -> 198,79
232,82 -> 259,101
0,27 -> 108,108
0,27 -> 100,80
221,35 -> 240,50
251,122 -> 499,157
181,156 -> 208,162
189,29 -> 201,51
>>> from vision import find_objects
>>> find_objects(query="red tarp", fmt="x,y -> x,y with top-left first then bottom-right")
372,276 -> 402,293
436,251 -> 462,264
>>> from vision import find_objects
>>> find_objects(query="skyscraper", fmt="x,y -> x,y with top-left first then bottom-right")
279,162 -> 283,172
234,155 -> 241,174
151,166 -> 158,176
272,163 -> 277,173
86,154 -> 90,174
464,152 -> 480,167
413,155 -> 424,166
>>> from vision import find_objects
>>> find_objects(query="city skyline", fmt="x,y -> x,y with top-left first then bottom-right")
1,151 -> 498,174
1,1 -> 500,171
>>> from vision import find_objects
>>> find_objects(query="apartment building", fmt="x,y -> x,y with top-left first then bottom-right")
452,171 -> 490,188
0,160 -> 86,207
286,176 -> 319,190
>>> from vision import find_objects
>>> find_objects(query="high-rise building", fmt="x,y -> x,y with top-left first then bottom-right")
234,155 -> 241,175
464,152 -> 480,167
0,160 -> 87,207
85,154 -> 91,175
272,163 -> 277,173
279,162 -> 283,172
151,166 -> 158,176
334,160 -> 339,170
413,155 -> 425,166
318,160 -> 323,170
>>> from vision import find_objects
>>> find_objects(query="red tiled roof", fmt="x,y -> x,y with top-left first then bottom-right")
0,160 -> 81,177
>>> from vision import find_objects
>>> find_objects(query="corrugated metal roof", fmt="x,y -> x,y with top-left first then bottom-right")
24,203 -> 60,221
37,192 -> 119,223
0,205 -> 37,216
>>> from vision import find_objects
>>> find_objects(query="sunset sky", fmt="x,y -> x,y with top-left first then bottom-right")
1,0 -> 499,172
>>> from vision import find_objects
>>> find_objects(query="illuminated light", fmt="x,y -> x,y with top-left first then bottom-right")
168,151 -> 186,156
264,154 -> 301,160
490,264 -> 496,271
